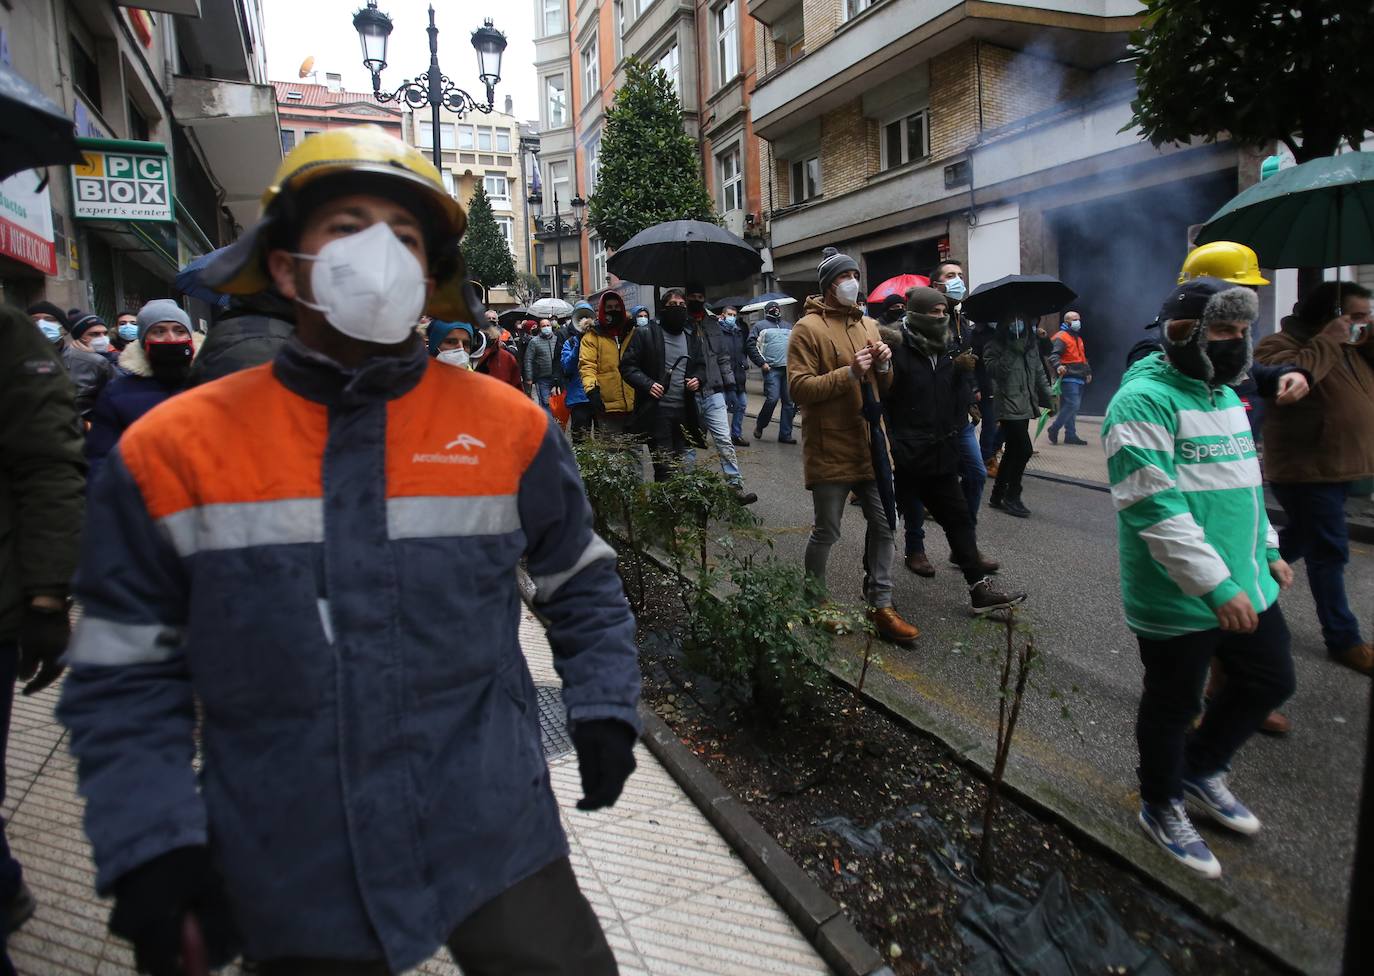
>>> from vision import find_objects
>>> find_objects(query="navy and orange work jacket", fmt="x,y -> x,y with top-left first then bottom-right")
58,336 -> 640,971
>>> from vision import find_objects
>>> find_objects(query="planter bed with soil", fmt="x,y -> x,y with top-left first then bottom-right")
625,557 -> 1287,976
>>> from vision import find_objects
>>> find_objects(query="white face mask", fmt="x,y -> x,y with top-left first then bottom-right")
834,278 -> 861,307
1067,319 -> 1081,332
636,314 -> 649,327
89,336 -> 111,353
540,325 -> 554,337
437,348 -> 470,369
293,222 -> 427,344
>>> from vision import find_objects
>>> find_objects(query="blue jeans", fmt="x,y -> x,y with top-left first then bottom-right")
686,391 -> 742,485
756,368 -> 796,440
903,424 -> 987,555
1049,378 -> 1084,439
726,388 -> 748,440
1272,481 -> 1364,653
978,397 -> 1004,461
533,377 -> 555,411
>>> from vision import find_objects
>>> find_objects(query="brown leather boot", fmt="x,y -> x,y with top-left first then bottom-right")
904,552 -> 936,578
950,550 -> 1000,574
1332,642 -> 1374,675
868,607 -> 919,644
985,452 -> 1001,478
1260,711 -> 1293,735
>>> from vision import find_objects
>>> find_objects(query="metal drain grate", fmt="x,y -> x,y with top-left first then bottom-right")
535,685 -> 574,760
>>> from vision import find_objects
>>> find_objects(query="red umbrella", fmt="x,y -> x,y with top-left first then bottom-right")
868,274 -> 930,303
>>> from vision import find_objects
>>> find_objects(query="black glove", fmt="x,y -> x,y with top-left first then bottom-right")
572,720 -> 637,811
18,602 -> 69,696
587,387 -> 606,415
110,847 -> 241,976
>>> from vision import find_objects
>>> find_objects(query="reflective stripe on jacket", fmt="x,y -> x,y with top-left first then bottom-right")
58,337 -> 640,971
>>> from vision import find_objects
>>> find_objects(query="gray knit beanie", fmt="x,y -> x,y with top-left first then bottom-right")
817,246 -> 859,294
136,299 -> 193,344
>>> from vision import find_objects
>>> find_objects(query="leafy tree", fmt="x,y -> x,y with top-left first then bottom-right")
462,184 -> 517,293
1129,0 -> 1370,162
587,59 -> 717,250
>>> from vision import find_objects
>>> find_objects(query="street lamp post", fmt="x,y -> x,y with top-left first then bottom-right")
528,186 -> 585,301
353,2 -> 508,170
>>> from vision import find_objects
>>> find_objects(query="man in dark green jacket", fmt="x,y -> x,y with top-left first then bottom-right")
0,303 -> 87,951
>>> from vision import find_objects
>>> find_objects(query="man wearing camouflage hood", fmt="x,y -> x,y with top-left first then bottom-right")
1104,276 -> 1295,881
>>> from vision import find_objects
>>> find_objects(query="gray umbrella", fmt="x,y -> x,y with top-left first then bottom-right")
0,63 -> 85,182
607,220 -> 762,287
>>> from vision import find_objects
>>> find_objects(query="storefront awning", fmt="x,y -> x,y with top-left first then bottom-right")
172,76 -> 281,231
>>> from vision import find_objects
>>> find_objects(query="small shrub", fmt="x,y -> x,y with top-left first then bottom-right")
640,463 -> 757,579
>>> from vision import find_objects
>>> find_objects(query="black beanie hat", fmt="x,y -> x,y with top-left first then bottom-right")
26,301 -> 69,325
68,312 -> 106,341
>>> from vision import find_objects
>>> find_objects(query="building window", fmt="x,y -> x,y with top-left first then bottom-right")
614,1 -> 625,60
586,136 -> 601,192
496,128 -> 511,152
714,1 -> 739,88
881,109 -> 928,170
542,0 -> 563,36
582,33 -> 600,98
545,75 -> 567,128
590,236 -> 607,290
844,0 -> 876,21
458,124 -> 475,149
717,146 -> 742,213
477,126 -> 493,150
280,129 -> 297,154
656,44 -> 680,96
71,34 -> 103,111
547,159 -> 571,207
127,98 -> 150,142
496,216 -> 514,246
442,170 -> 455,196
419,120 -> 456,150
484,173 -> 509,202
790,156 -> 820,203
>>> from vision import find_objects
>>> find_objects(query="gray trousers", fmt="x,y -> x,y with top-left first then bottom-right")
805,480 -> 895,609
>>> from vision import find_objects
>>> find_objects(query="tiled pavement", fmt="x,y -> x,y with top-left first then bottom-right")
3,611 -> 828,975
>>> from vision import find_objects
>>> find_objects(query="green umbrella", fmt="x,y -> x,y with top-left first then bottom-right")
1195,151 -> 1374,269
1035,377 -> 1062,441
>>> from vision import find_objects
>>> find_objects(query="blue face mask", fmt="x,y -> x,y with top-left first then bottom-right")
118,323 -> 140,342
36,321 -> 63,343
723,315 -> 736,326
943,276 -> 966,301
1066,319 -> 1081,333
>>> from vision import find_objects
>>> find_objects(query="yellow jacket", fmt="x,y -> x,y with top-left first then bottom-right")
579,324 -> 638,414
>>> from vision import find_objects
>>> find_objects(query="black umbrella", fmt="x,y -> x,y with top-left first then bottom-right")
607,220 -> 762,287
0,63 -> 86,183
860,381 -> 898,531
960,274 -> 1076,323
497,307 -> 529,327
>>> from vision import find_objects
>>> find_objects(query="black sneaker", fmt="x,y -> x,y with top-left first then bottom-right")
970,578 -> 1027,615
1048,429 -> 1059,445
753,427 -> 765,440
1065,436 -> 1088,446
4,882 -> 35,934
778,437 -> 798,444
731,436 -> 751,447
1001,494 -> 1031,518
735,489 -> 759,506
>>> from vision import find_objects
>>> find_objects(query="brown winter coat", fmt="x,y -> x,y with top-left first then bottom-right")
787,295 -> 892,488
1255,324 -> 1374,484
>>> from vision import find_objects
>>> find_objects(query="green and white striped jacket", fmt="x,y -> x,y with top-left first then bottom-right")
1103,354 -> 1280,639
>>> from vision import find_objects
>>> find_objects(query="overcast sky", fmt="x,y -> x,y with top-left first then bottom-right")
262,0 -> 539,123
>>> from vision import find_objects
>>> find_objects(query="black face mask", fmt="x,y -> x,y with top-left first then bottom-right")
1205,338 -> 1250,386
146,339 -> 194,386
883,307 -> 906,324
686,299 -> 705,315
605,309 -> 624,326
661,307 -> 688,333
766,312 -> 781,323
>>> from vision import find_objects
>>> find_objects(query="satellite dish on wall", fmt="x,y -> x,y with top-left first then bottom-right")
299,56 -> 316,79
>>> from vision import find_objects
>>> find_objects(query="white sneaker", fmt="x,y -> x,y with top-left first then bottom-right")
1138,800 -> 1222,879
1183,772 -> 1261,836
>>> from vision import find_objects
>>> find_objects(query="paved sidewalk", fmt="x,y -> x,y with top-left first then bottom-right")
4,610 -> 828,974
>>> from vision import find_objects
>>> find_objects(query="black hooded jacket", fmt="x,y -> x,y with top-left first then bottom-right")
189,292 -> 295,386
881,324 -> 975,477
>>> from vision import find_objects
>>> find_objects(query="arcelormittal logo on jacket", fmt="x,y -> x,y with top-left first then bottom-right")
413,433 -> 486,465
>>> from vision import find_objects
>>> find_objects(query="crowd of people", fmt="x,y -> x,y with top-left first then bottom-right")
1,123 -> 1371,973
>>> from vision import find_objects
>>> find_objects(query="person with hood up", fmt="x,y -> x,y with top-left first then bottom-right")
984,315 -> 1054,518
620,289 -> 707,481
68,312 -> 118,365
561,304 -> 596,439
28,302 -> 114,420
578,293 -> 639,436
750,302 -> 798,444
883,288 -> 1023,614
684,286 -> 755,504
58,126 -> 637,975
188,291 -> 295,387
426,319 -> 477,369
1256,281 -> 1374,676
474,317 -> 522,389
788,247 -> 919,645
85,300 -> 202,486
1047,310 -> 1091,445
1104,276 -> 1295,879
716,305 -> 753,446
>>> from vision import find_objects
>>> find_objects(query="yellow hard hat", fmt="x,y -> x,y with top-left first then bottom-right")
204,126 -> 478,322
1177,241 -> 1270,286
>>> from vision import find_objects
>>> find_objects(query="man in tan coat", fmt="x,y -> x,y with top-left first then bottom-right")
788,247 -> 920,644
1256,280 -> 1374,675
